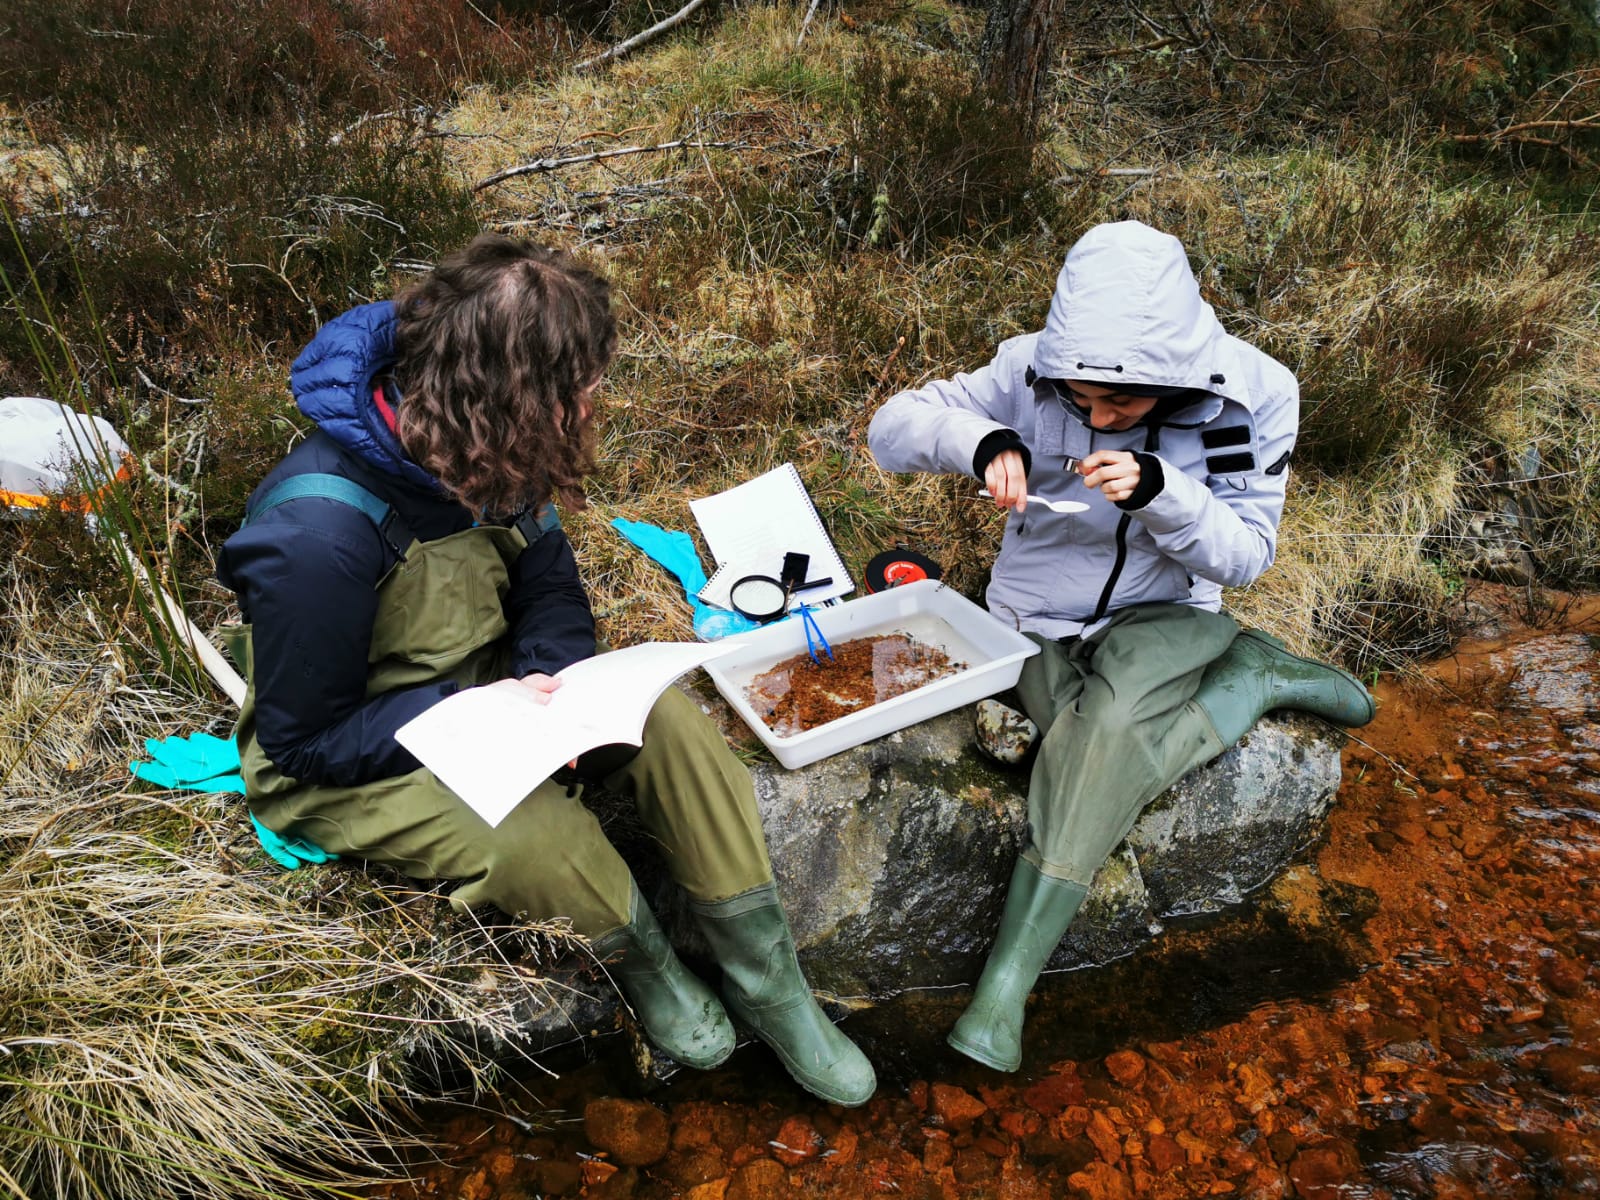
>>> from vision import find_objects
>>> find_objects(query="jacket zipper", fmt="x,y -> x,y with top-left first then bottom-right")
1089,423 -> 1160,624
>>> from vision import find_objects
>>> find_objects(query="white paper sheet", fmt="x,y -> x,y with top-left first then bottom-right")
691,463 -> 854,611
394,641 -> 739,827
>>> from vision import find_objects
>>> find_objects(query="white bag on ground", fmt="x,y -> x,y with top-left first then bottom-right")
1,395 -> 130,507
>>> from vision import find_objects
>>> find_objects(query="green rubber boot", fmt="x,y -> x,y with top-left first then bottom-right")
1194,629 -> 1376,747
692,883 -> 877,1107
591,883 -> 736,1071
948,857 -> 1087,1073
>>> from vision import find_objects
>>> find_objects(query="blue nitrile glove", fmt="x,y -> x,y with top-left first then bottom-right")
130,732 -> 246,794
137,731 -> 244,786
129,757 -> 247,793
129,731 -> 337,870
610,518 -> 760,641
250,812 -> 339,870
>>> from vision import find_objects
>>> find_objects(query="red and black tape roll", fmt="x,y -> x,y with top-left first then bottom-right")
864,548 -> 942,593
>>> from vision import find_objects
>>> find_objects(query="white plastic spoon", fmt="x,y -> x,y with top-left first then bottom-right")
978,489 -> 1090,514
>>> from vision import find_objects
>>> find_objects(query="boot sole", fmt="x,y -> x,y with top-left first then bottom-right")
658,1041 -> 736,1071
726,1002 -> 876,1107
946,1028 -> 1021,1073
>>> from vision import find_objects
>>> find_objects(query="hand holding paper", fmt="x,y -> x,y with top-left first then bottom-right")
395,642 -> 739,827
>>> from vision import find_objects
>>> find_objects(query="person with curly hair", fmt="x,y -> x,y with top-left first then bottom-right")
218,233 -> 875,1105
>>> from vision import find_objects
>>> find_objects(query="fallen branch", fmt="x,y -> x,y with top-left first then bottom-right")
795,0 -> 825,48
473,141 -> 734,192
328,107 -> 433,146
1451,115 -> 1598,139
1084,35 -> 1179,60
574,0 -> 712,72
1052,166 -> 1161,179
1450,127 -> 1598,172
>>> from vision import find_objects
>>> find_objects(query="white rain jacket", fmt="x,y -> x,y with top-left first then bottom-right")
868,221 -> 1298,641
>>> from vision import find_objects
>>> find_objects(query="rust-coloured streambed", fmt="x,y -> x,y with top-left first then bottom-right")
376,594 -> 1600,1199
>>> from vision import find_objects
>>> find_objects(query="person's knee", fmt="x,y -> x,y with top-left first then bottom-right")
641,685 -> 710,747
1068,683 -> 1141,742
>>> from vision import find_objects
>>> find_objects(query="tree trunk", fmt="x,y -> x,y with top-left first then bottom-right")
978,0 -> 1064,127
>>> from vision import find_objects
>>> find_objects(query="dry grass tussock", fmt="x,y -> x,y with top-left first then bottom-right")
0,568 -> 582,1200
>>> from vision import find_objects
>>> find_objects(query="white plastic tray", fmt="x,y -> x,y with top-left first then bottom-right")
703,579 -> 1040,769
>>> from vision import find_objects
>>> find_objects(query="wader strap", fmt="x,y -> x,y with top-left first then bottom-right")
246,473 -> 416,561
512,501 -> 561,546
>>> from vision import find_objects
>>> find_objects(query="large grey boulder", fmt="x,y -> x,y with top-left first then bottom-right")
504,689 -> 1344,1053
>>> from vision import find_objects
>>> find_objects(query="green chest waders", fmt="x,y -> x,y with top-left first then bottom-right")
231,481 -> 772,937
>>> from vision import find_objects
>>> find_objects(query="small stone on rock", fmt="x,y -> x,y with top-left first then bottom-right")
975,699 -> 1040,764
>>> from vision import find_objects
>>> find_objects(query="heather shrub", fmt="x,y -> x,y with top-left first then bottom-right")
840,47 -> 1047,253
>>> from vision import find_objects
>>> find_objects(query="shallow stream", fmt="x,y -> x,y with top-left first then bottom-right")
378,601 -> 1600,1200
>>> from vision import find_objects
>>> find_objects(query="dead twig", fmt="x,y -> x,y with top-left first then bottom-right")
473,141 -> 734,192
574,0 -> 712,72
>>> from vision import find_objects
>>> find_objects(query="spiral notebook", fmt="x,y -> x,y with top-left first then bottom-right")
691,463 -> 854,611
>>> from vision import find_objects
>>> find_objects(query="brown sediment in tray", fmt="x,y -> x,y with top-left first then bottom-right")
744,633 -> 965,735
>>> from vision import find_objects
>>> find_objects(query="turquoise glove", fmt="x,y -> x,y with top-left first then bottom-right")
130,731 -> 337,870
129,758 -> 247,793
135,731 -> 244,787
250,813 -> 339,870
610,518 -> 760,641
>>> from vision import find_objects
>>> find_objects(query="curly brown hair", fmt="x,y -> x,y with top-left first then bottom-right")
393,234 -> 615,517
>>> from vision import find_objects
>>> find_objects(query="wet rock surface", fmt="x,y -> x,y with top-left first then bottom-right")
372,593 -> 1600,1200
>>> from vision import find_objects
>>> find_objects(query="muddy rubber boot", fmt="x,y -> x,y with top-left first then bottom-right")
591,883 -> 736,1070
948,857 -> 1087,1073
692,883 -> 877,1107
1193,629 -> 1376,747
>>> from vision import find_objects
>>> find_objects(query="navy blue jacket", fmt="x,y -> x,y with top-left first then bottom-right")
218,302 -> 597,788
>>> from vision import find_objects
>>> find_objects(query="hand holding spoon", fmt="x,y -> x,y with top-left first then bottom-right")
978,489 -> 1090,514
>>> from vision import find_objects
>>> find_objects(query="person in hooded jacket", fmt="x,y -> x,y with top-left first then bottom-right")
868,221 -> 1374,1073
218,234 -> 875,1107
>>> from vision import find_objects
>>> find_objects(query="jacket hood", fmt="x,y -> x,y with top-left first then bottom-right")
1034,221 -> 1233,398
289,301 -> 442,492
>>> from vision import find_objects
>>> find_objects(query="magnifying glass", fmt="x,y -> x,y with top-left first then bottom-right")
729,553 -> 834,624
728,574 -> 792,623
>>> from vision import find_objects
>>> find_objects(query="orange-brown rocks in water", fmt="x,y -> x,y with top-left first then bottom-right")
1066,1159 -> 1134,1200
661,1146 -> 727,1190
1539,1045 -> 1600,1095
1147,1132 -> 1186,1174
579,1159 -> 619,1192
744,633 -> 964,734
1105,1049 -> 1147,1087
1085,1110 -> 1122,1163
583,1097 -> 670,1167
1286,1139 -> 1361,1200
824,1123 -> 860,1168
1023,1065 -> 1087,1116
769,1115 -> 824,1166
1231,1060 -> 1280,1113
1540,952 -> 1588,997
725,1157 -> 786,1200
931,1082 -> 988,1131
922,1129 -> 954,1173
998,1106 -> 1041,1140
908,1078 -> 931,1113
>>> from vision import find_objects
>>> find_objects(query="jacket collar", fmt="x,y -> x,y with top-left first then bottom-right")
289,301 -> 444,494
